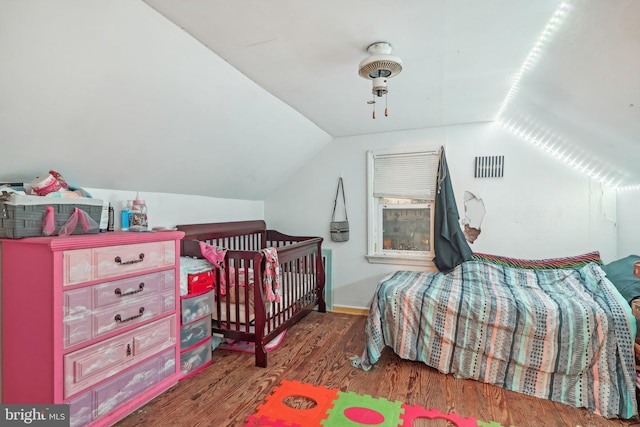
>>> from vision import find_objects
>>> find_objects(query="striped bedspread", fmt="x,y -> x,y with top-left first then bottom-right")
352,261 -> 638,419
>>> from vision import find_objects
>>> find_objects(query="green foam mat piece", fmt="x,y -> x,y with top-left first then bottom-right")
322,390 -> 404,427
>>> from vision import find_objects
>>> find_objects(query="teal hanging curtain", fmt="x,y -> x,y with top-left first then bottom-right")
432,148 -> 472,272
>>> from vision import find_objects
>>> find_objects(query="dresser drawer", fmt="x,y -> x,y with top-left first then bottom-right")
93,270 -> 174,308
180,316 -> 211,350
63,249 -> 94,286
94,348 -> 175,418
181,290 -> 214,324
67,348 -> 175,427
63,241 -> 176,286
67,390 -> 93,427
63,271 -> 176,348
64,316 -> 176,398
93,294 -> 163,338
94,242 -> 175,280
64,292 -> 173,348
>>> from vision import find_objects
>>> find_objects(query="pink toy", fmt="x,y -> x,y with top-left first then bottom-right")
42,205 -> 55,235
199,241 -> 227,267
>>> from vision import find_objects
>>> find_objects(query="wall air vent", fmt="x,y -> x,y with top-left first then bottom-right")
474,156 -> 504,178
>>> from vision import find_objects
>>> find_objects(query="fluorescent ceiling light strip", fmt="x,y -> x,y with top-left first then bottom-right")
492,2 -> 635,190
496,119 -> 620,189
618,185 -> 640,192
496,1 -> 572,119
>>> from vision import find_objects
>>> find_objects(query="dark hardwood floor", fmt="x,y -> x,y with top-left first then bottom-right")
115,312 -> 639,427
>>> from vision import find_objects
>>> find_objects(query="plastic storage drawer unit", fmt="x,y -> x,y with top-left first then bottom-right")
180,290 -> 214,324
180,337 -> 212,378
180,316 -> 212,350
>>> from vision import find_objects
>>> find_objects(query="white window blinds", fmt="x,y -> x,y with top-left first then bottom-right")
373,151 -> 439,200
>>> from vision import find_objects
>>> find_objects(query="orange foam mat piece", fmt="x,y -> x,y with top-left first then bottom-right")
249,380 -> 339,427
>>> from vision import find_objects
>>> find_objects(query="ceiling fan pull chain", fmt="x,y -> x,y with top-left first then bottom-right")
385,93 -> 389,117
372,94 -> 376,119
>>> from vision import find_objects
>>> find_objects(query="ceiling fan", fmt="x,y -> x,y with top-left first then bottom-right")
358,42 -> 403,119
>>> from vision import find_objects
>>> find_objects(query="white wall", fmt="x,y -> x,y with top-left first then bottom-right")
265,122 -> 617,310
615,190 -> 640,259
0,0 -> 331,200
86,188 -> 263,230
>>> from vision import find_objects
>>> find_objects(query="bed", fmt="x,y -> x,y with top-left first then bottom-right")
352,253 -> 638,419
177,220 -> 325,367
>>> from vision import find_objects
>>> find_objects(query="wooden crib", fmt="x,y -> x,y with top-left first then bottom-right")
177,220 -> 325,367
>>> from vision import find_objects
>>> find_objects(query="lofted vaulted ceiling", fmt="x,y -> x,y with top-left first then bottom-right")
1,1 -> 638,199
144,0 -> 640,189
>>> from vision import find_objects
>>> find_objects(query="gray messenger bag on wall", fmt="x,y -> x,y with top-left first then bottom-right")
330,177 -> 349,242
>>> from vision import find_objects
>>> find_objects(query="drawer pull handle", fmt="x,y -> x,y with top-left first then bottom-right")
126,344 -> 132,356
114,307 -> 145,323
114,283 -> 145,297
114,253 -> 145,265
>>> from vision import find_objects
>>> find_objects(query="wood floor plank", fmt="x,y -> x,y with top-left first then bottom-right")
115,312 -> 638,427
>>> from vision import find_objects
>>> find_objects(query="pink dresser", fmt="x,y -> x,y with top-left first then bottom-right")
0,230 -> 184,427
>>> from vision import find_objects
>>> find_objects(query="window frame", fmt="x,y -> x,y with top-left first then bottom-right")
366,149 -> 438,267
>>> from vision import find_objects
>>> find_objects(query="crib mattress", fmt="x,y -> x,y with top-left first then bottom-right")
213,271 -> 313,324
214,295 -> 268,324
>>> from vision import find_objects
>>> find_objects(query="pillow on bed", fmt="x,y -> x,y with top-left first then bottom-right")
601,255 -> 640,304
471,251 -> 602,269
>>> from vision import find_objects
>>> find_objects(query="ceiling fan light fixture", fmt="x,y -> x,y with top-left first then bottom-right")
358,42 -> 402,119
358,42 -> 403,81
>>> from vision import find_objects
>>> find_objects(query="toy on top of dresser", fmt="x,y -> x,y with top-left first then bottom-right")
0,171 -> 105,238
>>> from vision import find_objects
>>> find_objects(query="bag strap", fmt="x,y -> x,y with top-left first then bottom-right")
332,177 -> 348,221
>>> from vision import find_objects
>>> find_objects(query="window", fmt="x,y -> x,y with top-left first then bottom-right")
366,149 -> 439,266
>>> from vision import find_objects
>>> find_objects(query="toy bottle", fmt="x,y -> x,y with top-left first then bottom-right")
130,193 -> 148,230
121,200 -> 132,231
